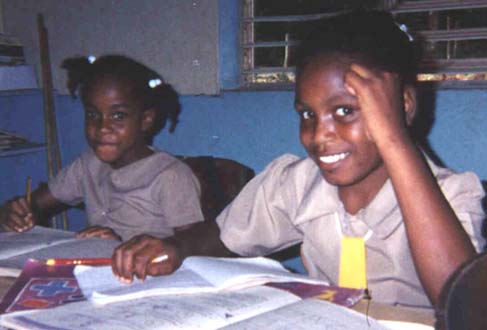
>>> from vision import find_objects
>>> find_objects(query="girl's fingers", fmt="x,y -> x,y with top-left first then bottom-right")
10,212 -> 32,232
133,251 -> 153,281
18,213 -> 35,232
348,63 -> 375,78
112,237 -> 144,282
76,226 -> 107,238
99,231 -> 121,241
0,197 -> 33,231
10,198 -> 31,218
344,68 -> 369,100
112,235 -> 166,283
129,239 -> 157,281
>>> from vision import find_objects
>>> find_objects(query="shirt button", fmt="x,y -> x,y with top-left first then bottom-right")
101,211 -> 107,216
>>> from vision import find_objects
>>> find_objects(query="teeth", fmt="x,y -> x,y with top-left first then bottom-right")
319,153 -> 348,164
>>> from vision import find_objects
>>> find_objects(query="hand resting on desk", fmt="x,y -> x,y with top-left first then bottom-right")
76,225 -> 122,241
111,234 -> 183,283
111,222 -> 234,283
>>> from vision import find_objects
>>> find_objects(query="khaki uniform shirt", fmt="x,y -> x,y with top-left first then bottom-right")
217,154 -> 485,309
49,148 -> 204,241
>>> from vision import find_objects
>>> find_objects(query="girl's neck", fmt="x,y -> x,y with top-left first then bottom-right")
110,145 -> 154,169
338,165 -> 389,215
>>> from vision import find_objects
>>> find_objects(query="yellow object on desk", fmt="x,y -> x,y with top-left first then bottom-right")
339,236 -> 367,289
25,176 -> 31,206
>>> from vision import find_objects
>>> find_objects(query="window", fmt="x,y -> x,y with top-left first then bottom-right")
241,0 -> 487,88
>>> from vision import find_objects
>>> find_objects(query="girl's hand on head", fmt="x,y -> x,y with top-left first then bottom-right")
76,226 -> 122,241
111,234 -> 182,284
344,63 -> 411,147
0,197 -> 35,232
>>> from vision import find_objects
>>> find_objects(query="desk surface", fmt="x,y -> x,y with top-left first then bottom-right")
0,274 -> 435,327
0,228 -> 437,327
352,300 -> 435,326
0,277 -> 15,299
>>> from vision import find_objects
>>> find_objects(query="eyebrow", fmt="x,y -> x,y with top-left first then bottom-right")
110,103 -> 131,110
294,93 -> 356,109
327,94 -> 354,105
82,103 -> 132,113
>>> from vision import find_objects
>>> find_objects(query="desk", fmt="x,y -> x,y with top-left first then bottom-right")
0,274 -> 435,328
0,278 -> 15,300
352,300 -> 435,327
0,227 -> 436,328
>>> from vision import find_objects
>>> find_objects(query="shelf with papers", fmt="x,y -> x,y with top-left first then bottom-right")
0,129 -> 44,157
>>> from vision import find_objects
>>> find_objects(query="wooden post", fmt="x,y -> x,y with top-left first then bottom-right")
37,14 -> 68,230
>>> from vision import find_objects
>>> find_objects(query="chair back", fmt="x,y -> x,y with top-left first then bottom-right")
435,252 -> 487,330
178,156 -> 255,222
481,180 -> 487,248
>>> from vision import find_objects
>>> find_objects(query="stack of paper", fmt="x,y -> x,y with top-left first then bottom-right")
0,286 -> 389,330
75,256 -> 330,305
0,226 -> 120,271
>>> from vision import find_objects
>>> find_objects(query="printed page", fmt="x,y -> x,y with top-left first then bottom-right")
0,235 -> 120,269
184,256 -> 326,288
76,265 -> 216,304
0,286 -> 300,330
0,267 -> 21,278
220,298 -> 392,330
0,226 -> 75,261
378,320 -> 434,330
75,256 -> 328,305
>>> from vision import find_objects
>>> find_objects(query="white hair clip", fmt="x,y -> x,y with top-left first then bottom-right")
87,55 -> 96,64
396,23 -> 414,42
148,78 -> 162,88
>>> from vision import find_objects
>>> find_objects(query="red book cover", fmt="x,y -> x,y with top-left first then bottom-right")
265,282 -> 364,307
0,259 -> 84,314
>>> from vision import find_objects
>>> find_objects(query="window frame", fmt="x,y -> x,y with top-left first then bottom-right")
241,0 -> 487,89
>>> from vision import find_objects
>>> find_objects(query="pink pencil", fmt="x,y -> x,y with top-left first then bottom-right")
45,255 -> 168,266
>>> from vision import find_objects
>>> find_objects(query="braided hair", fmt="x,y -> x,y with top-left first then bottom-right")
296,10 -> 421,86
61,55 -> 181,144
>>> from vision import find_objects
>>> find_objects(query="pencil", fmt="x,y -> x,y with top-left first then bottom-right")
45,258 -> 111,266
45,254 -> 169,266
25,176 -> 32,206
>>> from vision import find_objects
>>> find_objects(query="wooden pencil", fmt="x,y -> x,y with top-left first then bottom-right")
25,176 -> 31,206
45,255 -> 168,266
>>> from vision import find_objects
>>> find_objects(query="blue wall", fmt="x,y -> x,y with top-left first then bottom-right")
0,91 -> 48,203
2,88 -> 486,227
428,90 -> 487,175
0,87 -> 486,273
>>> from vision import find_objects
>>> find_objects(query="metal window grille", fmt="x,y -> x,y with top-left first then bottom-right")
241,0 -> 487,89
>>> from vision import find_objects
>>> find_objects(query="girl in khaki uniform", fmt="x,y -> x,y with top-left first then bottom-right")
110,11 -> 485,309
0,55 -> 203,242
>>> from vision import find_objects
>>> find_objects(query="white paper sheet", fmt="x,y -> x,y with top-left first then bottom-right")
220,299 -> 392,330
0,226 -> 75,260
0,286 -> 301,330
75,256 -> 328,305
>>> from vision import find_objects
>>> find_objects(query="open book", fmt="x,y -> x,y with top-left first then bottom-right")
0,285 -> 395,330
0,226 -> 75,261
74,256 -> 332,305
0,226 -> 120,271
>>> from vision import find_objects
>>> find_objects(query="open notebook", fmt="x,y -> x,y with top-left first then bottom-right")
0,286 -> 391,330
75,256 -> 332,305
0,226 -> 120,271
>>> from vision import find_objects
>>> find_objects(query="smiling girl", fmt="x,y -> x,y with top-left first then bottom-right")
110,11 -> 484,310
0,55 -> 204,242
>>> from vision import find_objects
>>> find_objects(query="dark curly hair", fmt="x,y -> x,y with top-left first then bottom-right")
61,55 -> 181,144
296,10 -> 421,86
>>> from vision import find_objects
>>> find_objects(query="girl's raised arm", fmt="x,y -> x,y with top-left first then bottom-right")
345,64 -> 477,305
